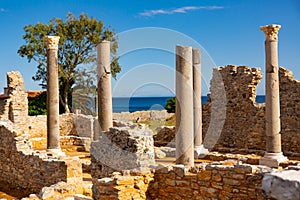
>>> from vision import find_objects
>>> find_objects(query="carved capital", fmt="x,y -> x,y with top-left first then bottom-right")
260,24 -> 281,41
45,36 -> 60,50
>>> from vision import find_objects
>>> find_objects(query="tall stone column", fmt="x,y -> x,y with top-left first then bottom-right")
97,41 -> 113,131
45,36 -> 62,154
176,45 -> 194,167
259,24 -> 288,167
193,49 -> 208,158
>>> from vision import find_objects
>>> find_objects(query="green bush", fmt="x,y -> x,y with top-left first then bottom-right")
28,91 -> 47,116
164,97 -> 175,113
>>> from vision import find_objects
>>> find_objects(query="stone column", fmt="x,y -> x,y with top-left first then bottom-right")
259,24 -> 287,167
193,49 -> 208,158
97,41 -> 113,131
176,45 -> 194,167
45,36 -> 62,154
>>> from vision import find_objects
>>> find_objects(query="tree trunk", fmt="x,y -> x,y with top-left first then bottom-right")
59,81 -> 71,113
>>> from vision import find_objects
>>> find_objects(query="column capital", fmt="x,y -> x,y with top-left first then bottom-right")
260,24 -> 281,41
45,36 -> 60,50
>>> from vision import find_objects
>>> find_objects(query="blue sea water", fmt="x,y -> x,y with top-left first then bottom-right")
112,95 -> 266,113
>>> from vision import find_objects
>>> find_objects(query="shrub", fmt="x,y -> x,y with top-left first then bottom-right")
164,97 -> 175,113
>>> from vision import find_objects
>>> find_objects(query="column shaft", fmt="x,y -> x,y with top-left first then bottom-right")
264,28 -> 281,153
259,24 -> 287,167
176,45 -> 194,167
46,36 -> 61,151
97,41 -> 113,132
193,48 -> 202,147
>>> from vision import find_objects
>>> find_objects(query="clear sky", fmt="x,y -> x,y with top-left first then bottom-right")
0,0 -> 299,97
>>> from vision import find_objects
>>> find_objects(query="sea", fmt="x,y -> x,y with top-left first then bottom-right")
112,95 -> 266,113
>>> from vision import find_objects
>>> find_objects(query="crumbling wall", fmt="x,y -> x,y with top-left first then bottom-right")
92,161 -> 274,200
202,65 -> 300,154
0,71 -> 28,129
203,65 -> 266,151
0,121 -> 83,198
153,65 -> 300,155
279,67 -> 300,154
28,113 -> 94,151
91,122 -> 155,179
0,121 -> 66,197
113,110 -> 173,123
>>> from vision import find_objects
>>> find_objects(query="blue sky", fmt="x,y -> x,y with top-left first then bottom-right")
0,0 -> 299,96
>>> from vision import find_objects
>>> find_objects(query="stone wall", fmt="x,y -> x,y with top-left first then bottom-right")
202,65 -> 266,151
0,120 -> 82,198
92,170 -> 154,200
0,71 -> 28,130
91,122 -> 155,179
150,65 -> 300,156
279,67 -> 300,154
202,65 -> 300,154
113,110 -> 173,123
92,161 -> 277,200
28,114 -> 94,151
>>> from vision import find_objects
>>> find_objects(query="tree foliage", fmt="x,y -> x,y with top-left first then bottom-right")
18,13 -> 121,113
72,65 -> 97,116
164,97 -> 175,113
28,91 -> 47,116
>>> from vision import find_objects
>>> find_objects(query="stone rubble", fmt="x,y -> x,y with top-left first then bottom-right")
262,170 -> 300,200
91,123 -> 155,179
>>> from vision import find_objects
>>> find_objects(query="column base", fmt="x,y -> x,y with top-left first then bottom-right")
194,145 -> 209,159
259,152 -> 288,168
46,148 -> 65,157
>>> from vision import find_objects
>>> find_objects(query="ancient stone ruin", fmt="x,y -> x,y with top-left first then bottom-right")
0,24 -> 300,199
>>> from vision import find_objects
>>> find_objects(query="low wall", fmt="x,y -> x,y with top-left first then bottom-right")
0,121 -> 82,198
113,110 -> 173,123
92,161 -> 277,200
28,114 -> 94,150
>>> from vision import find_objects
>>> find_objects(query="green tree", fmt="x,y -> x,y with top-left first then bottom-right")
72,65 -> 97,116
18,13 -> 121,113
165,97 -> 175,113
28,91 -> 47,116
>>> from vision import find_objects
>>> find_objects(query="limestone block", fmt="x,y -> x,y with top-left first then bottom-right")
91,124 -> 155,178
262,170 -> 300,200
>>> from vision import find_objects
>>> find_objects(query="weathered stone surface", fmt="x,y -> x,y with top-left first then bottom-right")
0,120 -> 83,198
92,161 -> 276,199
154,148 -> 166,159
203,65 -> 263,151
91,124 -> 155,179
97,41 -> 113,132
0,71 -> 28,130
153,126 -> 175,147
113,110 -> 173,123
1,64 -> 300,155
175,45 -> 194,166
262,170 -> 300,200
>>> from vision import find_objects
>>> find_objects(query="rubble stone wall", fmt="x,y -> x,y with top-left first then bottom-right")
27,114 -> 93,150
202,65 -> 300,154
151,66 -> 300,155
0,71 -> 28,129
92,161 -> 273,200
113,110 -> 173,123
279,67 -> 300,154
0,121 -> 67,197
91,122 -> 155,179
0,121 -> 83,198
202,65 -> 266,151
